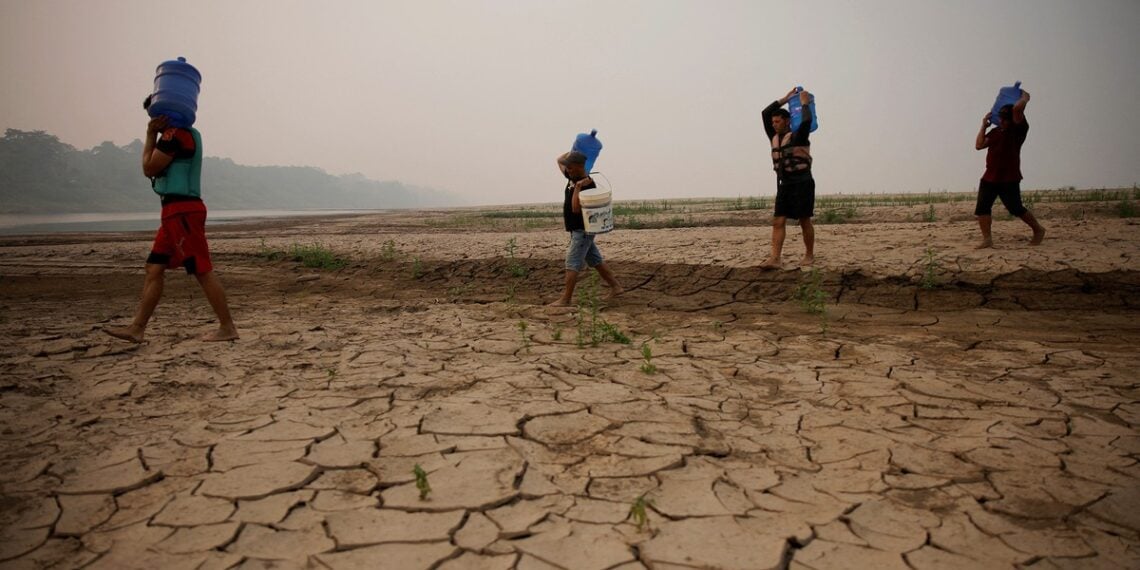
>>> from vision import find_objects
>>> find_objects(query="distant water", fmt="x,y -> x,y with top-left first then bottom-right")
0,209 -> 380,235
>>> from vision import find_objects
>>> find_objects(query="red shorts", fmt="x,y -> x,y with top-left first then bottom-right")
147,199 -> 213,275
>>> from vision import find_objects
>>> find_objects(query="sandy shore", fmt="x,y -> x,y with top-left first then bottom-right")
1,197 -> 1138,569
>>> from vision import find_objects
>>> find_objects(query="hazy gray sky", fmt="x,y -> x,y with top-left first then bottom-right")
2,0 -> 1137,205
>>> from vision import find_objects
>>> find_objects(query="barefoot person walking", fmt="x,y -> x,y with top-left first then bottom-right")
104,95 -> 238,343
548,151 -> 623,307
973,88 -> 1045,248
760,87 -> 816,269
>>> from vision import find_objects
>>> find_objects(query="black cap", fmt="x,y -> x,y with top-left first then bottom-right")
143,94 -> 153,110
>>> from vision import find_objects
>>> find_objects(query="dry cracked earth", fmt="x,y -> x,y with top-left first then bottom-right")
1,210 -> 1138,569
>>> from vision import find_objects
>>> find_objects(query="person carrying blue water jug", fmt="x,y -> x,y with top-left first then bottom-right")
759,87 -> 817,269
103,62 -> 238,344
547,150 -> 624,307
972,85 -> 1045,248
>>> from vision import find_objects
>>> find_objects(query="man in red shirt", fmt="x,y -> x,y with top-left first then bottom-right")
973,89 -> 1045,248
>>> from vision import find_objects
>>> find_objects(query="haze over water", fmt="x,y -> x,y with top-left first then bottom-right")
2,0 -> 1137,205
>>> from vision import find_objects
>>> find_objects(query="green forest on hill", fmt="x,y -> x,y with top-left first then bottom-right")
0,129 -> 455,214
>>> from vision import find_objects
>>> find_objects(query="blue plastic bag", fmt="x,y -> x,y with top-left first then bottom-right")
787,87 -> 818,133
990,81 -> 1022,126
571,129 -> 603,173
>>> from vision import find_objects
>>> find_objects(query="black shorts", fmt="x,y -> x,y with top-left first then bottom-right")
774,174 -> 815,219
975,179 -> 1027,217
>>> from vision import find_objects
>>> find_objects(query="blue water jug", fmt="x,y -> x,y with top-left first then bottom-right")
148,57 -> 201,128
787,86 -> 818,133
572,129 -> 603,173
990,81 -> 1022,126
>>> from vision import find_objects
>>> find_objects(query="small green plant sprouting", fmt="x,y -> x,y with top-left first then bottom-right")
258,238 -> 285,261
793,268 -> 829,334
639,342 -> 657,375
413,464 -> 431,500
575,272 -> 631,347
506,238 -> 529,277
922,204 -> 937,223
289,243 -> 348,270
411,257 -> 423,279
629,494 -> 654,531
518,320 -> 530,353
505,282 -> 518,304
552,324 -> 563,342
793,268 -> 827,315
712,320 -> 725,333
920,247 -> 941,290
380,239 -> 399,262
326,368 -> 337,379
1118,197 -> 1137,218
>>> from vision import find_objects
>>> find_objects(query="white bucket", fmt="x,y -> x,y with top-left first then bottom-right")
579,188 -> 613,234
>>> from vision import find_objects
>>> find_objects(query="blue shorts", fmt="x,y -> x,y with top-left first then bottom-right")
565,230 -> 604,272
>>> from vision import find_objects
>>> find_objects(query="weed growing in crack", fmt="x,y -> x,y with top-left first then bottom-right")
258,238 -> 286,261
380,239 -> 399,262
712,320 -> 725,333
575,272 -> 632,348
921,247 -> 941,290
505,238 -> 529,278
505,282 -> 518,304
639,342 -> 657,375
1118,197 -> 1137,218
411,257 -> 423,279
794,268 -> 827,315
518,320 -> 530,353
922,204 -> 937,222
413,464 -> 431,500
793,268 -> 829,334
290,243 -> 347,270
629,494 -> 654,531
552,324 -> 563,342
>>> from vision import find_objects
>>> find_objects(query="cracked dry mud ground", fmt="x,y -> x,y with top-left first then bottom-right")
1,213 -> 1138,569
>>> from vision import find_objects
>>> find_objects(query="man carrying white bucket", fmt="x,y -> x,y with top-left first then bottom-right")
548,151 -> 623,307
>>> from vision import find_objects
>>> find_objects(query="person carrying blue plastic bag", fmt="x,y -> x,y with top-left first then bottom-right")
973,86 -> 1045,248
760,87 -> 816,269
548,151 -> 624,307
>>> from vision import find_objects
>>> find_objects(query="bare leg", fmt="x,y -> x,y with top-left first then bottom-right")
760,217 -> 787,269
1020,211 -> 1046,245
975,215 -> 994,249
194,271 -> 239,341
104,263 -> 165,343
593,263 -> 624,299
548,270 -> 580,306
799,218 -> 815,266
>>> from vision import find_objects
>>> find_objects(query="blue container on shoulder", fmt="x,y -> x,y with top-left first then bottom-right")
990,81 -> 1022,126
148,57 -> 202,128
787,86 -> 818,133
572,129 -> 603,173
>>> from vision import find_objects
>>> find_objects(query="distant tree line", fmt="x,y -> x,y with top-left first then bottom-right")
0,129 -> 454,214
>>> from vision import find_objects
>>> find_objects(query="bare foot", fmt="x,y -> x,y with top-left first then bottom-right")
103,326 -> 144,343
605,287 -> 625,300
799,255 -> 814,267
546,299 -> 572,307
974,238 -> 993,250
758,258 -> 781,271
1030,227 -> 1046,245
200,328 -> 239,342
